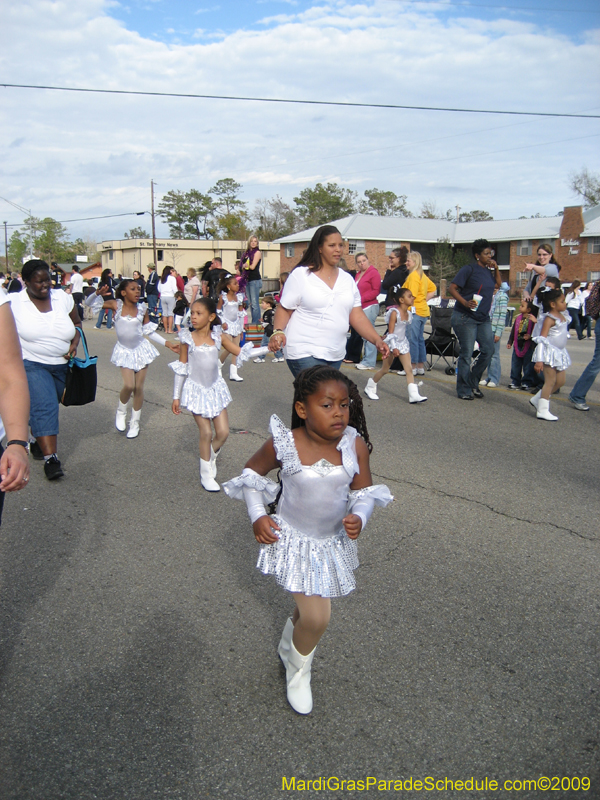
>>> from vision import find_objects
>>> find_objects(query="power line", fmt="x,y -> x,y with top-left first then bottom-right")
3,211 -> 147,229
2,83 -> 599,120
383,0 -> 599,13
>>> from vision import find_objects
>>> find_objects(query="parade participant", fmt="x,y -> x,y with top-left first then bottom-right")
223,365 -> 392,714
170,298 -> 267,492
364,288 -> 427,403
216,274 -> 246,380
269,226 -> 389,378
88,279 -> 179,438
530,288 -> 571,421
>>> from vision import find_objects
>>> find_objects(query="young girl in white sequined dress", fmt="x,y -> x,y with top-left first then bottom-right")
223,365 -> 392,715
217,274 -> 246,382
364,287 -> 427,404
88,279 -> 178,438
170,297 -> 266,491
530,288 -> 571,421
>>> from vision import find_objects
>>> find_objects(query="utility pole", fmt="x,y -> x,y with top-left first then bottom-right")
151,180 -> 158,272
455,205 -> 461,223
3,221 -> 8,272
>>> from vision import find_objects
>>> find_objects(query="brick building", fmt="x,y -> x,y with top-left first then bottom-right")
276,205 -> 600,294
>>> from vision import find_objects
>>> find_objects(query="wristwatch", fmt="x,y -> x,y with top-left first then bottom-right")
5,440 -> 30,451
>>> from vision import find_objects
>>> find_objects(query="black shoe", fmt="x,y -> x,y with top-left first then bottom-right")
30,441 -> 44,460
472,388 -> 484,398
508,383 -> 521,390
459,394 -> 473,400
44,455 -> 64,480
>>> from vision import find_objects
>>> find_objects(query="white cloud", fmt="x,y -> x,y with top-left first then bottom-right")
1,0 -> 599,242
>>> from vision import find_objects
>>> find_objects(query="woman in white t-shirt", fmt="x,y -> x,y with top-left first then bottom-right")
269,226 -> 389,378
565,280 -> 584,340
158,266 -> 178,334
9,260 -> 81,481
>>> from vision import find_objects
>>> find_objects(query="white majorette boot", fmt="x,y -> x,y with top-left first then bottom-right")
278,618 -> 295,669
210,446 -> 220,479
536,398 -> 558,421
408,383 -> 427,403
115,400 -> 129,431
529,389 -> 542,410
200,458 -> 220,491
364,378 -> 379,400
285,639 -> 316,715
229,364 -> 243,382
126,408 -> 142,438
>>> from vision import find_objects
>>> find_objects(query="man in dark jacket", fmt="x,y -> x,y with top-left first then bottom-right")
381,246 -> 409,306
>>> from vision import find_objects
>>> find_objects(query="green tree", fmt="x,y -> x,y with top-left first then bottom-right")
8,230 -> 28,267
419,200 -> 446,220
254,196 -> 299,239
218,210 -> 251,240
124,226 -> 150,239
429,238 -> 471,286
32,217 -> 71,263
157,190 -> 189,238
209,178 -> 245,216
359,188 -> 412,217
294,182 -> 357,228
569,167 -> 600,208
458,210 -> 493,223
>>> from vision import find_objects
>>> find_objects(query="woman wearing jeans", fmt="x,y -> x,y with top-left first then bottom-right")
403,251 -> 437,375
241,235 -> 262,324
354,253 -> 382,370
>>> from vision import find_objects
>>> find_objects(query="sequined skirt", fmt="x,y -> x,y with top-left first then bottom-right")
111,340 -> 160,371
181,375 -> 232,418
257,515 -> 359,597
223,317 -> 245,337
384,332 -> 410,355
532,342 -> 571,371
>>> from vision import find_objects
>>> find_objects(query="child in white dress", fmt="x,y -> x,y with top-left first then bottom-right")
364,287 -> 427,404
170,297 -> 267,491
217,274 -> 246,382
224,365 -> 392,714
87,279 -> 178,437
530,288 -> 571,421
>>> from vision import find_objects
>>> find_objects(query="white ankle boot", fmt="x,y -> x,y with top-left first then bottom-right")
278,618 -> 295,668
364,378 -> 379,400
408,383 -> 427,403
210,446 -> 220,478
229,364 -> 243,382
285,639 -> 315,715
536,398 -> 558,421
529,390 -> 542,410
126,408 -> 141,438
200,458 -> 220,491
115,400 -> 129,431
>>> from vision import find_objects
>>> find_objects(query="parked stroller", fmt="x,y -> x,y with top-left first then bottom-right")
425,306 -> 459,375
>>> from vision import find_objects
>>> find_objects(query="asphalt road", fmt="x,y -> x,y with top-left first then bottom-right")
1,325 -> 599,800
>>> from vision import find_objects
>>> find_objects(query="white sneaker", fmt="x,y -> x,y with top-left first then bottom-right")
479,379 -> 488,386
356,363 -> 375,370
417,368 -> 425,375
486,381 -> 498,388
253,357 -> 265,363
412,368 -> 418,376
273,357 -> 284,363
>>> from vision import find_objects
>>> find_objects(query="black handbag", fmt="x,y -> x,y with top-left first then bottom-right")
62,327 -> 98,406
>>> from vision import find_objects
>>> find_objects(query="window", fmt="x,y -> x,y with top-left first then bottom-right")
516,240 -> 532,256
516,271 -> 529,288
108,250 -> 113,260
157,249 -> 164,261
348,240 -> 365,255
285,244 -> 294,258
587,237 -> 600,254
588,271 -> 600,281
496,242 -> 510,265
385,241 -> 401,255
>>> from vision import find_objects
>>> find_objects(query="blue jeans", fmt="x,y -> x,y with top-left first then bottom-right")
147,294 -> 159,324
510,346 -> 534,386
570,321 -> 600,404
260,334 -> 283,358
95,307 -> 113,329
246,280 -> 262,325
359,303 -> 379,368
286,356 -> 343,378
408,313 -> 428,364
24,360 -> 68,437
451,311 -> 494,397
485,338 -> 502,384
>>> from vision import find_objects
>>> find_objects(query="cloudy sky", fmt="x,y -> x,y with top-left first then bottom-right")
2,0 -> 599,247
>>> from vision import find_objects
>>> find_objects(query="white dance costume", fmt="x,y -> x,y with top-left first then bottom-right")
110,301 -> 161,371
219,292 -> 245,337
533,311 -> 572,370
384,306 -> 412,355
224,415 -> 392,597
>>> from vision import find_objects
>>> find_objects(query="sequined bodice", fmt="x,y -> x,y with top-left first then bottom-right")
182,329 -> 221,388
114,302 -> 146,350
545,313 -> 570,350
221,294 -> 242,324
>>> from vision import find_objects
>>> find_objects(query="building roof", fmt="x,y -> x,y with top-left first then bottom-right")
275,206 -> 600,246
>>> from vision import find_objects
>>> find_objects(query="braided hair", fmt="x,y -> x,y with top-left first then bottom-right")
291,365 -> 372,453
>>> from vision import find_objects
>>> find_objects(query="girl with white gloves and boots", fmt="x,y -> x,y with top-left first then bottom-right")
216,274 -> 246,382
224,366 -> 392,714
364,287 -> 427,404
531,288 -> 571,421
170,297 -> 267,491
88,280 -> 179,438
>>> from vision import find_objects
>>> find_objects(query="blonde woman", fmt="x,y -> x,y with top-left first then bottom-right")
240,235 -> 262,324
402,251 -> 437,375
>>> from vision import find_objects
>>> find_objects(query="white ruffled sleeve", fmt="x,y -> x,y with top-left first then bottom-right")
222,468 -> 280,502
347,484 -> 394,531
269,414 -> 302,475
236,343 -> 269,367
384,332 -> 404,352
169,360 -> 189,375
142,321 -> 158,335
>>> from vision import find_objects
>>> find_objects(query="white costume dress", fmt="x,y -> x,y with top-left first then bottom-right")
219,292 -> 245,337
170,328 -> 233,417
383,306 -> 411,355
223,415 -> 392,597
532,311 -> 572,370
110,301 -> 161,371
